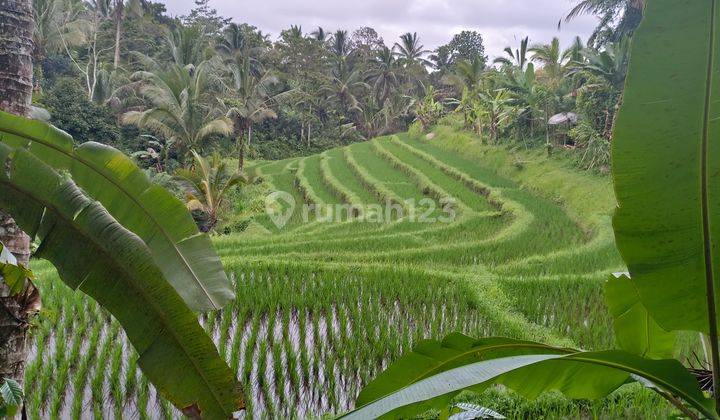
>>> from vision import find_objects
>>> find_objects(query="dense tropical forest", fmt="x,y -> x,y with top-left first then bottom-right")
27,0 -> 632,182
4,0 -> 720,419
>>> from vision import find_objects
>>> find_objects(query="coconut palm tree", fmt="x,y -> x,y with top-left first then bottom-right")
166,24 -> 210,67
563,36 -> 586,65
122,62 -> 233,161
577,37 -> 630,90
32,0 -> 85,69
0,0 -> 33,392
220,55 -> 283,171
330,29 -> 350,58
564,0 -> 644,45
393,32 -> 431,67
321,65 -> 370,120
529,37 -> 564,84
494,36 -> 530,71
217,22 -> 249,58
429,45 -> 452,73
443,54 -> 485,93
311,26 -> 328,42
175,150 -> 245,232
368,46 -> 402,104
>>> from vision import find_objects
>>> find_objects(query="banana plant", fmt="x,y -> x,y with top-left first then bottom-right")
0,117 -> 243,416
0,110 -> 233,312
343,0 -> 720,418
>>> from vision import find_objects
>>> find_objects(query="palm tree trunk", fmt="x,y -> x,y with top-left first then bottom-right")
0,0 -> 34,399
113,2 -> 124,70
237,131 -> 246,172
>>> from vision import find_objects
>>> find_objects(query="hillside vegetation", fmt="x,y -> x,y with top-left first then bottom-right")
28,124 -> 679,418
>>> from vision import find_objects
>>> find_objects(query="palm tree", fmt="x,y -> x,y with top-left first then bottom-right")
563,36 -> 585,65
32,0 -> 85,70
175,150 -> 245,232
220,55 -> 283,171
429,45 -> 452,73
217,22 -> 249,58
494,36 -> 530,71
393,32 -> 431,67
110,0 -> 142,69
368,47 -> 402,104
330,29 -> 350,58
122,62 -> 233,161
443,55 -> 485,93
311,26 -> 328,42
564,0 -> 644,45
166,24 -> 210,67
0,0 -> 33,391
286,24 -> 303,40
321,65 -> 370,120
577,37 -> 630,90
529,37 -> 564,84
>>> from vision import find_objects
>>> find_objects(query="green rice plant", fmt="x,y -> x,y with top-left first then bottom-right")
124,352 -> 138,402
109,340 -> 125,416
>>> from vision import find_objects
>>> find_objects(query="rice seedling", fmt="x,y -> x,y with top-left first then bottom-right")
24,127 -> 671,418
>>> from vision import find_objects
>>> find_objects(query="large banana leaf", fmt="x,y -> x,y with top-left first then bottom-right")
612,0 -> 720,334
0,143 -> 243,417
0,111 -> 232,311
605,273 -> 676,358
344,334 -> 714,419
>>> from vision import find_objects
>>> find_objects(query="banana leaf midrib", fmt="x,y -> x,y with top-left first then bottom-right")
0,170 -> 229,413
566,354 -> 715,419
701,0 -> 720,394
0,122 -> 220,310
357,341 -> 577,407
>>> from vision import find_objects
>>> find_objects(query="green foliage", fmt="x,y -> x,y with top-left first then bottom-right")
0,378 -> 23,417
0,139 -> 242,417
343,333 -> 713,419
567,120 -> 610,171
38,78 -> 120,146
443,30 -> 487,66
605,273 -> 676,359
346,2 -> 720,418
175,150 -> 245,232
0,242 -> 35,295
612,0 -> 720,335
0,110 -> 234,312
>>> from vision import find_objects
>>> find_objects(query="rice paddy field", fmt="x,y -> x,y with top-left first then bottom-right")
26,126 -> 687,418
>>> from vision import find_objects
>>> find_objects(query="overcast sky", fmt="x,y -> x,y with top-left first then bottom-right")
163,0 -> 598,58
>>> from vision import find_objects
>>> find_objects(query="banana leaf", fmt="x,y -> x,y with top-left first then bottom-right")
612,0 -> 720,334
0,111 -> 232,311
605,273 -> 676,359
0,243 -> 34,295
0,144 -> 243,417
344,334 -> 714,419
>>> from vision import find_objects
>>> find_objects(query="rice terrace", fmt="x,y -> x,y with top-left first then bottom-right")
1,0 -> 720,419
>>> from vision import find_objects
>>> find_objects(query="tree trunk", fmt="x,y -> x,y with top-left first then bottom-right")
237,132 -> 245,172
0,0 -> 34,397
0,0 -> 34,116
113,2 -> 124,70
